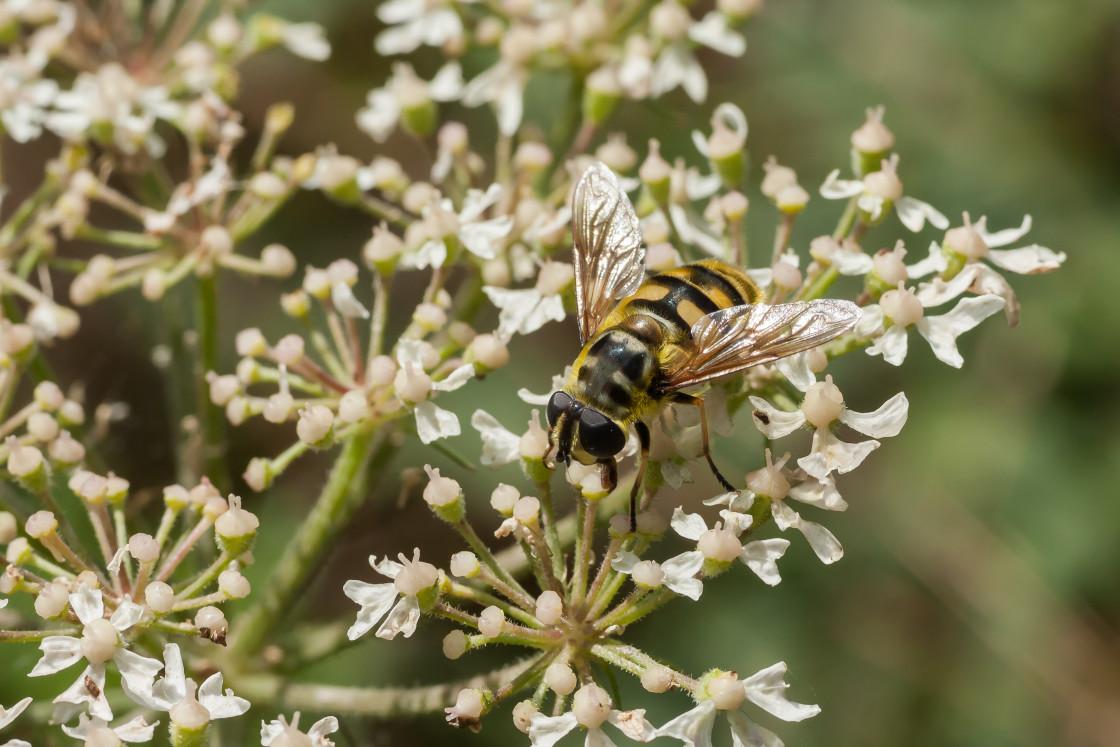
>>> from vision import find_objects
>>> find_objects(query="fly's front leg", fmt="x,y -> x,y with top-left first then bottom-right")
628,421 -> 651,533
598,457 -> 618,493
670,392 -> 737,493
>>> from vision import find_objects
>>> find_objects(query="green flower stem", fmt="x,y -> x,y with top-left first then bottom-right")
832,195 -> 860,239
0,628 -> 78,641
475,564 -> 537,614
147,618 -> 199,636
174,550 -> 233,600
194,274 -> 229,488
170,590 -> 226,612
579,535 -> 622,617
446,581 -> 542,629
772,212 -> 796,264
584,536 -> 648,621
523,527 -> 563,596
495,651 -> 555,701
535,479 -> 566,586
452,519 -> 534,607
154,516 -> 214,583
798,264 -> 840,302
232,660 -> 536,717
369,272 -> 389,358
596,587 -> 674,630
231,427 -> 390,658
153,506 -> 181,553
72,225 -> 169,251
590,642 -> 644,677
569,495 -> 595,610
0,177 -> 58,251
358,194 -> 410,228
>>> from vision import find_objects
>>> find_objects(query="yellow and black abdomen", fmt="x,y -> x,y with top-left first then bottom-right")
564,260 -> 760,425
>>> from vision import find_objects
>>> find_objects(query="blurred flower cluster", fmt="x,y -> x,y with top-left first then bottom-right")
0,0 -> 1063,744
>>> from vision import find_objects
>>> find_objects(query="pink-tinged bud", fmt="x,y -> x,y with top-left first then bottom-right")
449,551 -> 480,578
512,496 -> 540,527
490,484 -> 520,516
242,458 -> 273,493
338,390 -> 370,424
438,121 -> 469,154
25,510 -> 56,539
641,664 -> 674,693
80,617 -> 119,664
478,606 -> 505,638
263,392 -> 294,424
518,413 -> 549,460
236,328 -> 268,358
272,334 -> 305,365
145,581 -> 174,613
393,552 -> 439,596
535,589 -> 563,625
0,512 -> 15,543
514,141 -> 552,172
201,225 -> 233,256
806,347 -> 829,373
873,241 -> 909,286
544,661 -> 577,696
443,630 -> 469,660
944,218 -> 988,261
721,191 -> 749,220
190,478 -> 220,507
801,375 -> 845,428
771,260 -> 802,290
851,105 -> 895,155
467,333 -> 509,372
34,381 -> 65,410
8,441 -> 44,479
761,157 -> 798,200
413,302 -> 447,332
296,405 -> 334,445
534,262 -> 574,296
649,0 -> 691,40
48,430 -> 85,466
218,569 -> 251,598
128,533 -> 160,563
27,412 -> 59,442
202,496 -> 229,523
206,372 -> 240,406
707,670 -> 746,710
0,323 -> 35,357
572,683 -> 612,729
809,235 -> 840,264
596,134 -> 637,174
368,355 -> 397,387
448,322 -> 476,348
881,284 -> 924,327
637,509 -> 669,537
261,244 -> 297,277
34,579 -> 70,619
446,688 -> 487,731
639,140 -> 672,199
864,158 -> 903,202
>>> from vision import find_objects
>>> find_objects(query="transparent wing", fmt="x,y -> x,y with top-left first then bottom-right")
571,162 -> 646,344
660,300 -> 861,392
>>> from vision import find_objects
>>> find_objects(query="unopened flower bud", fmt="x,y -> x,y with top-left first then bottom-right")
364,224 -> 403,272
394,364 -> 431,404
6,536 -> 30,565
584,67 -> 621,125
8,441 -> 45,487
218,569 -> 251,598
196,605 -> 228,644
296,405 -> 334,446
443,630 -> 469,660
368,355 -> 396,386
466,333 -> 509,374
272,334 -> 305,366
0,512 -> 15,543
776,183 -> 810,214
771,260 -> 802,290
48,431 -> 85,467
944,218 -> 988,261
514,141 -> 552,173
201,225 -> 233,257
449,551 -> 480,578
717,0 -> 760,20
596,134 -> 638,173
34,382 -> 65,411
544,661 -> 577,696
631,559 -> 664,588
801,375 -> 844,428
280,290 -> 311,318
640,140 -> 672,203
761,158 -> 798,201
25,510 -> 56,539
242,458 -> 274,493
34,579 -> 70,619
851,105 -> 895,176
145,581 -> 175,614
535,590 -> 563,625
706,670 -> 745,710
170,682 -> 211,732
250,172 -> 288,200
0,323 -> 35,358
871,241 -> 909,289
235,328 -> 268,358
128,533 -> 159,564
881,284 -> 924,327
446,688 -> 487,731
215,495 -> 259,555
422,465 -> 464,522
412,302 -> 446,332
572,683 -> 612,729
27,412 -> 58,442
141,269 -> 167,301
863,157 -> 903,203
641,664 -> 674,693
649,0 -> 691,40
163,484 -> 190,509
261,244 -> 297,277
513,700 -> 538,733
534,262 -> 574,296
518,413 -> 549,462
490,484 -> 519,516
206,372 -> 240,407
478,606 -> 505,638
512,496 -> 540,527
336,390 -> 369,424
80,617 -> 119,664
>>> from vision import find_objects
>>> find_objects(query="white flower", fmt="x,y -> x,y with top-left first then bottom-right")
914,213 -> 1065,327
404,183 -> 513,269
357,62 -> 462,143
396,342 -> 474,445
656,664 -> 819,746
650,11 -> 746,103
343,549 -> 439,640
143,155 -> 233,233
262,712 -> 339,746
861,291 -> 1006,368
749,377 -> 908,482
461,60 -> 528,136
29,585 -> 162,722
0,59 -> 59,142
820,154 -> 949,233
282,22 -> 331,61
529,684 -> 655,746
61,713 -> 157,743
612,549 -> 705,600
121,642 -> 249,719
672,505 -> 791,583
0,697 -> 32,731
375,0 -> 468,56
470,410 -> 521,467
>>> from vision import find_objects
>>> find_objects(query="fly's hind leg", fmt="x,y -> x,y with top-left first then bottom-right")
628,421 -> 651,532
669,392 -> 737,493
598,457 -> 618,493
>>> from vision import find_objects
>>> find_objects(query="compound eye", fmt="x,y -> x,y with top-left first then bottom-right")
578,409 -> 626,459
546,391 -> 573,428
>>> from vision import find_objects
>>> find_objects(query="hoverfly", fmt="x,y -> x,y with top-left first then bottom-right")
545,162 -> 860,530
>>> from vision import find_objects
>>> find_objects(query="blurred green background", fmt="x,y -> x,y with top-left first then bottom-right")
6,0 -> 1120,745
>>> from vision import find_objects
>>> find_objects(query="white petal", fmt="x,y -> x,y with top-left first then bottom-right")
470,410 -> 521,467
107,546 -> 129,574
654,700 -> 718,745
915,264 -> 979,308
125,642 -> 187,711
115,714 -> 159,742
986,244 -> 1065,274
70,584 -> 104,625
857,194 -> 884,223
741,662 -> 822,722
745,267 -> 772,287
495,74 -> 525,136
689,12 -> 746,56
372,555 -> 405,578
432,363 -> 475,392
685,170 -> 723,201
197,671 -> 251,719
282,23 -> 331,61
691,128 -> 710,158
414,401 -> 461,444
787,477 -> 847,511
975,213 -> 1031,248
0,697 -> 32,730
819,170 -> 864,200
833,249 -> 874,276
459,216 -> 513,260
740,539 -> 789,586
587,727 -> 619,747
895,196 -> 949,232
114,648 -> 166,696
726,709 -> 784,747
907,241 -> 949,279
776,353 -> 814,392
915,294 -> 1003,368
608,709 -> 657,742
718,508 -> 752,535
109,598 -> 146,631
54,665 -> 112,722
29,635 -> 82,676
528,711 -> 579,747
429,62 -> 464,101
308,716 -> 340,740
662,550 -> 705,600
331,282 -> 371,319
60,713 -> 92,740
403,239 -> 447,270
611,550 -> 641,574
343,580 -> 399,640
375,22 -> 425,56
377,0 -> 422,23
670,507 -> 708,541
796,428 -> 879,480
866,324 -> 909,366
854,304 -> 884,338
748,396 -> 806,439
376,595 -> 421,639
838,392 -> 908,438
669,204 -> 727,259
